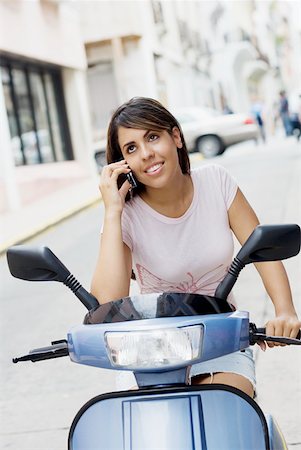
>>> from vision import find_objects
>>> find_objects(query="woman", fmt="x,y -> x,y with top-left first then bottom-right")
90,97 -> 300,397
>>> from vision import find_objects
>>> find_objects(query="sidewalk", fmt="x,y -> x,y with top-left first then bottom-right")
0,161 -> 100,254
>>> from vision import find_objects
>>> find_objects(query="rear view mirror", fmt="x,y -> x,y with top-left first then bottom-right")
7,246 -> 70,282
7,245 -> 99,310
236,224 -> 300,264
215,224 -> 300,300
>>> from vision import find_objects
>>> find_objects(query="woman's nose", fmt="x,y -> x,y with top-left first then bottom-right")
141,143 -> 154,159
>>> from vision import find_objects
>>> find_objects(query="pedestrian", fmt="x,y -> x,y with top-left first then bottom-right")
279,90 -> 292,136
88,97 -> 301,398
223,104 -> 233,114
290,112 -> 301,140
289,93 -> 301,141
251,99 -> 266,143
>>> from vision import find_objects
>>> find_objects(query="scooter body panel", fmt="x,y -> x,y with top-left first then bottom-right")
69,385 -> 270,450
68,312 -> 250,371
265,414 -> 288,450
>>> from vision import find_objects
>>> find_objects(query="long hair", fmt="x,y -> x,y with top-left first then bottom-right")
107,97 -> 190,201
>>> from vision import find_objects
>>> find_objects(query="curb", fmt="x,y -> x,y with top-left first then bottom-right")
0,196 -> 101,256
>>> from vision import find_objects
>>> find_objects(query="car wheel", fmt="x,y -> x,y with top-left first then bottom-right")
196,135 -> 225,158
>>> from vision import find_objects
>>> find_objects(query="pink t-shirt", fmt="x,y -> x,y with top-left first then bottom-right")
121,164 -> 238,298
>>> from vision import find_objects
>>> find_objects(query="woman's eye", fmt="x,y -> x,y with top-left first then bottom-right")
127,145 -> 136,154
149,134 -> 159,142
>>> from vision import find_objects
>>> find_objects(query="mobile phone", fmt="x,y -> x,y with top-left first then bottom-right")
126,171 -> 138,189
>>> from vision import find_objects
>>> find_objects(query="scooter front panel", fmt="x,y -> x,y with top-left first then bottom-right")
201,389 -> 268,450
70,393 -> 202,450
123,396 -> 198,449
69,385 -> 270,450
265,414 -> 288,450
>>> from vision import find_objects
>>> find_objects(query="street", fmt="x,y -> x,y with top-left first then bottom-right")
1,136 -> 300,450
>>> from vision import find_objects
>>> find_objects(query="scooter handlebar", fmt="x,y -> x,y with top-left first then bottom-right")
249,324 -> 301,345
12,340 -> 69,363
12,323 -> 301,366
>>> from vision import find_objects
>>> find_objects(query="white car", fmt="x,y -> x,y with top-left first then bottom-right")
93,138 -> 107,171
173,107 -> 259,158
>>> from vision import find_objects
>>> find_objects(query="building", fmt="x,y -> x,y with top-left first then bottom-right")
78,0 -> 215,142
195,0 -> 301,131
0,0 -> 97,215
1,0 -> 215,216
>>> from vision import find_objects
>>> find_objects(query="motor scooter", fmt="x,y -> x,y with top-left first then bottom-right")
7,224 -> 301,450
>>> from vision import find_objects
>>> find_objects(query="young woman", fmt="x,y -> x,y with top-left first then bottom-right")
90,97 -> 300,397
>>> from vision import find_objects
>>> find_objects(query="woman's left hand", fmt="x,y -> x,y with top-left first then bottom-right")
259,314 -> 301,350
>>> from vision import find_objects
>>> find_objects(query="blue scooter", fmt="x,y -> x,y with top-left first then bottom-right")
7,224 -> 301,450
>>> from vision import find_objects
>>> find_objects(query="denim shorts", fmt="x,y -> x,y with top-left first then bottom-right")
190,348 -> 256,389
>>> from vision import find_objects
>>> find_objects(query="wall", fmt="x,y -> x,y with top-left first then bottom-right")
0,1 -> 86,69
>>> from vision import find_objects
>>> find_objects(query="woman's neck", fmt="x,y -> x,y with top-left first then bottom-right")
140,172 -> 193,218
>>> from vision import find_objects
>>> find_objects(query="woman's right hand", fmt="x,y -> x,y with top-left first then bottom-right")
99,160 -> 132,213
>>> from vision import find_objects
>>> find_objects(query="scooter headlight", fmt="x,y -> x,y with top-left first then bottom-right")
105,325 -> 203,370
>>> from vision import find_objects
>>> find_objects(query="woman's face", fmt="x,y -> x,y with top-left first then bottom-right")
118,126 -> 183,189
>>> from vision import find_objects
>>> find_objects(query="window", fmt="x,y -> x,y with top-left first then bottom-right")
0,56 -> 73,166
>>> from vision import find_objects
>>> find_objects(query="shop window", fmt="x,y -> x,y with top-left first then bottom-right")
0,57 -> 73,166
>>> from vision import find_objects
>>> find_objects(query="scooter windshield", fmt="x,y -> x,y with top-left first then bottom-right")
84,292 -> 233,324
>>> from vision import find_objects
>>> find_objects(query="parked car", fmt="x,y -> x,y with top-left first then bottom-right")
172,107 -> 259,158
93,139 -> 107,172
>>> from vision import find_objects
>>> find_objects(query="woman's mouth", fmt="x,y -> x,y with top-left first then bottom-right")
145,162 -> 164,175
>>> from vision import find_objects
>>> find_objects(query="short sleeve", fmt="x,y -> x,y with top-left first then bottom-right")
216,165 -> 238,209
121,208 -> 134,251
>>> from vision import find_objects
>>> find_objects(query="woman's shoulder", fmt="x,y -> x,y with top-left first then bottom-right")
123,196 -> 137,213
122,194 -> 141,221
192,164 -> 237,200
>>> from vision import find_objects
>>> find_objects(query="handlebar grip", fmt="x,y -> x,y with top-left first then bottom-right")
257,328 -> 301,340
13,340 -> 69,363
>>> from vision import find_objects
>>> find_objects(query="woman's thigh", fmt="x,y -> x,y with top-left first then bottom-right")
191,372 -> 254,398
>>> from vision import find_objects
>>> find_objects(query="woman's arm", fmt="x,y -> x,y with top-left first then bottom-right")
91,214 -> 132,304
90,161 -> 133,304
228,188 -> 301,344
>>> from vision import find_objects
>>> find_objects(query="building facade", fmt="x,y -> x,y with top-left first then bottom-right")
0,0 -> 96,213
77,0 -> 216,142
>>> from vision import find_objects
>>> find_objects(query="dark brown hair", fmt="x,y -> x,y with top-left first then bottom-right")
106,97 -> 190,200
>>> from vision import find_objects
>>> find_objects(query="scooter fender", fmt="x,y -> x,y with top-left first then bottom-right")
69,385 -> 273,450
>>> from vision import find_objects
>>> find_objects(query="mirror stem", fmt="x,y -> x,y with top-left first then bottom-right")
215,257 -> 245,300
63,274 -> 99,310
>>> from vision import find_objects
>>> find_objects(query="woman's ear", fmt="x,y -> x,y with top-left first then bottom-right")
171,127 -> 183,148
